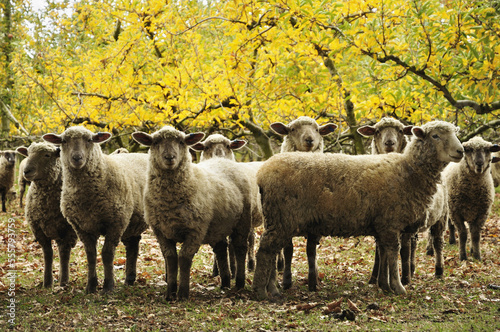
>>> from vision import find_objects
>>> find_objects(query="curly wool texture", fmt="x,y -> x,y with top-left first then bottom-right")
18,158 -> 30,207
25,143 -> 76,244
144,127 -> 253,248
443,136 -> 496,260
254,121 -> 462,297
0,150 -> 16,194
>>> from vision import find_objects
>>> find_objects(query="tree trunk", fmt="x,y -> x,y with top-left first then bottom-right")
1,0 -> 13,139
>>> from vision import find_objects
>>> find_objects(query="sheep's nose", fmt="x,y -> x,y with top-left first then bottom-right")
164,155 -> 175,162
72,155 -> 83,162
305,138 -> 314,146
457,149 -> 464,158
385,140 -> 395,146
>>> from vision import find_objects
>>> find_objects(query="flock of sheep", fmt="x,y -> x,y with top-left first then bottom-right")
1,116 -> 498,301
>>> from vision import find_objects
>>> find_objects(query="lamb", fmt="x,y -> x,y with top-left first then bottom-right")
0,150 -> 16,212
42,127 -> 149,293
191,133 -> 262,273
253,121 -> 464,299
16,143 -> 78,287
271,116 -> 337,291
18,157 -> 31,208
132,126 -> 253,300
443,136 -> 500,260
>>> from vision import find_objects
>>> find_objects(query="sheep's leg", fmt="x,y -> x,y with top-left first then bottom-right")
410,234 -> 417,278
387,244 -> 406,295
426,231 -> 434,256
1,189 -> 6,212
448,218 -> 456,245
282,239 -> 294,290
212,240 -> 231,289
453,216 -> 468,260
79,233 -> 99,293
101,235 -> 120,293
19,184 -> 25,208
277,250 -> 284,271
400,233 -> 412,285
266,254 -> 280,297
178,238 -> 201,300
57,241 -> 73,286
377,244 -> 391,293
247,231 -> 256,272
212,257 -> 219,277
228,240 -> 236,279
306,233 -> 319,292
469,222 -> 483,261
164,239 -> 178,300
152,227 -> 170,283
369,243 -> 380,284
231,232 -> 249,290
122,235 -> 141,285
36,232 -> 53,288
253,229 -> 284,300
430,222 -> 445,278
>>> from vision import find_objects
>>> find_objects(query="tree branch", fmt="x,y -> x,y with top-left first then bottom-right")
461,119 -> 500,142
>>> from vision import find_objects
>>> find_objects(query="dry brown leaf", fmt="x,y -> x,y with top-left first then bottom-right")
347,298 -> 361,313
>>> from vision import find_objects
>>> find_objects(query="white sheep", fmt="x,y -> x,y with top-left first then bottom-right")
191,133 -> 262,274
253,121 -> 464,299
443,136 -> 500,261
132,126 -> 253,301
18,157 -> 31,208
43,127 -> 149,293
16,143 -> 78,287
491,152 -> 500,187
271,116 -> 338,291
0,150 -> 16,212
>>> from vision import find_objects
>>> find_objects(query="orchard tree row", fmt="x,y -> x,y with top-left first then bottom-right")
1,0 -> 499,158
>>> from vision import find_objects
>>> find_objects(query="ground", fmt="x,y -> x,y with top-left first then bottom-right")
1,191 -> 499,331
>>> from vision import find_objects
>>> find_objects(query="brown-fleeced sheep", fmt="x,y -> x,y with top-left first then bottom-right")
253,121 -> 463,299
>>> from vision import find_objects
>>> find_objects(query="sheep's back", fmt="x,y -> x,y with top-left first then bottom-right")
258,152 -> 429,238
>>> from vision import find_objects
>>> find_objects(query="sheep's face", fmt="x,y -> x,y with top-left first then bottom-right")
132,127 -> 205,171
0,151 -> 16,167
412,122 -> 464,163
17,144 -> 60,182
191,134 -> 246,161
358,121 -> 413,154
462,137 -> 500,174
271,116 -> 337,152
42,127 -> 112,170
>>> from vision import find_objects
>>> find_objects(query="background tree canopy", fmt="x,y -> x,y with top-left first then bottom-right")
1,0 -> 499,158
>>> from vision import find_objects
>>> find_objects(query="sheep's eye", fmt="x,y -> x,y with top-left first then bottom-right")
61,140 -> 67,144
290,128 -> 295,132
432,134 -> 440,139
399,129 -> 403,134
464,147 -> 472,153
45,154 -> 51,158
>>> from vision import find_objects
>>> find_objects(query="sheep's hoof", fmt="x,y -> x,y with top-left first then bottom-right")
435,267 -> 444,278
102,280 -> 115,293
368,276 -> 378,285
177,288 -> 189,301
459,254 -> 467,261
401,277 -> 410,286
449,238 -> 456,245
247,260 -> 255,272
86,278 -> 98,294
426,248 -> 434,256
393,285 -> 407,295
124,274 -> 136,286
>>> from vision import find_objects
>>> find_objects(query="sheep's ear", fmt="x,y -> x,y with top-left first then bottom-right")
357,125 -> 376,137
190,143 -> 205,151
492,156 -> 500,164
490,144 -> 500,153
16,147 -> 28,157
403,126 -> 414,135
185,132 -> 205,146
43,133 -> 63,144
92,132 -> 112,144
412,127 -> 425,139
319,123 -> 337,136
132,132 -> 153,146
230,139 -> 247,150
270,122 -> 289,135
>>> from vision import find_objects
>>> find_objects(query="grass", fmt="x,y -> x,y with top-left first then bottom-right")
1,190 -> 500,331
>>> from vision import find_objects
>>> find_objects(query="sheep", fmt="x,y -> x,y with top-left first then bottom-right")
253,121 -> 464,299
443,136 -> 500,261
0,150 -> 16,212
110,147 -> 129,155
18,157 -> 31,208
271,116 -> 338,291
132,126 -> 253,300
491,152 -> 500,187
358,117 -> 415,284
16,143 -> 78,288
42,127 -> 149,293
191,133 -> 262,274
357,117 -> 413,154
